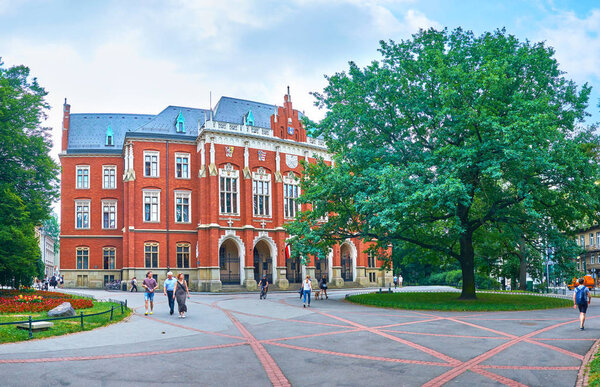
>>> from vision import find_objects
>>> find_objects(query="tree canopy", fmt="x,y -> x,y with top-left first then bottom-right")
285,28 -> 600,299
0,60 -> 59,286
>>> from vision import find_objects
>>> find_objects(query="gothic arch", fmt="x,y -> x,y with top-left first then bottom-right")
340,240 -> 357,281
253,233 -> 278,283
218,231 -> 246,285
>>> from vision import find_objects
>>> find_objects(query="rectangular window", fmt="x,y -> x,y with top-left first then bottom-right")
76,247 -> 89,269
177,243 -> 190,268
283,183 -> 299,218
75,200 -> 90,229
104,275 -> 115,284
144,151 -> 159,177
220,176 -> 238,214
592,255 -> 596,265
591,233 -> 595,246
368,252 -> 376,268
143,191 -> 160,222
596,232 -> 600,247
175,154 -> 190,179
144,243 -> 159,268
76,166 -> 90,189
581,235 -> 585,247
103,166 -> 117,189
253,180 -> 271,216
103,248 -> 116,269
175,191 -> 191,223
102,200 -> 117,229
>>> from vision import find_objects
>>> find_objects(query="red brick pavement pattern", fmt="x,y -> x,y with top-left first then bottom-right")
0,295 -> 595,387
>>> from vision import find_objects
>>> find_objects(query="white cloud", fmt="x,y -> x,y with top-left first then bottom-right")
538,9 -> 600,82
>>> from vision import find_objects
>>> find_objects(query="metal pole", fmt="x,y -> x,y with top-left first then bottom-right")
28,315 -> 32,339
80,311 -> 84,330
110,306 -> 114,321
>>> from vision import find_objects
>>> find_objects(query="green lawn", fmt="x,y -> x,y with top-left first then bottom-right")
346,292 -> 572,311
587,348 -> 600,386
0,301 -> 131,344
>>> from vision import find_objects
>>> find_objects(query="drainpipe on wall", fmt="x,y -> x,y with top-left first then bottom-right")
166,140 -> 170,273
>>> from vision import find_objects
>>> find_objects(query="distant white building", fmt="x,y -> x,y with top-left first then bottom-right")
35,226 -> 58,277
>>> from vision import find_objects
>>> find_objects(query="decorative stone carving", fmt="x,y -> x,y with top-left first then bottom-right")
285,154 -> 298,169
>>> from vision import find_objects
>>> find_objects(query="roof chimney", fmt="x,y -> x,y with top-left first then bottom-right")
61,98 -> 71,152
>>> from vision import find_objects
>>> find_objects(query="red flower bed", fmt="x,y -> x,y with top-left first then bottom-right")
0,290 -> 74,299
0,293 -> 93,314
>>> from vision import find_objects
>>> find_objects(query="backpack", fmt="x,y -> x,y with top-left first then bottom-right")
575,286 -> 587,305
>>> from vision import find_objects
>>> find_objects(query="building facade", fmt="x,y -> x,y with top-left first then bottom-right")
575,227 -> 600,283
59,92 -> 392,290
35,226 -> 57,277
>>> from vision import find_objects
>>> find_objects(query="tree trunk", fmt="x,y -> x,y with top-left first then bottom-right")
518,240 -> 527,291
459,232 -> 476,299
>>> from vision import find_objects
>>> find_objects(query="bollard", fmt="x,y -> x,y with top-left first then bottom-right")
125,299 -> 127,308
28,315 -> 33,339
388,287 -> 392,293
379,288 -> 382,294
80,311 -> 84,330
121,302 -> 124,314
110,306 -> 114,321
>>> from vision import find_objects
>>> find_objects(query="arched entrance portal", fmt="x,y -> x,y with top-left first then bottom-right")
286,248 -> 302,284
219,239 -> 240,284
253,240 -> 273,284
340,243 -> 353,281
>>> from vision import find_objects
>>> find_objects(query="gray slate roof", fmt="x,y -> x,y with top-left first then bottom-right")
132,105 -> 210,137
67,114 -> 154,152
213,96 -> 276,128
66,97 -> 283,152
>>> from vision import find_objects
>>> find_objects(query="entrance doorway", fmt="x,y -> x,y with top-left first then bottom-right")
219,239 -> 240,284
253,240 -> 272,284
340,244 -> 353,281
314,257 -> 328,282
286,255 -> 302,283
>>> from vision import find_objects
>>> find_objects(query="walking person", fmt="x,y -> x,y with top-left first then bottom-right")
142,271 -> 158,316
398,274 -> 403,288
319,275 -> 328,299
393,274 -> 398,289
163,271 -> 176,315
173,273 -> 189,318
573,278 -> 591,330
302,275 -> 312,308
130,277 -> 138,292
259,275 -> 269,299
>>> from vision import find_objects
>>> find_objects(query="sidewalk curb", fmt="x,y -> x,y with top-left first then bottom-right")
576,336 -> 600,387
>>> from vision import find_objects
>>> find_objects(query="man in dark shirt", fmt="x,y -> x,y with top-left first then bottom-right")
259,275 -> 269,299
142,271 -> 158,315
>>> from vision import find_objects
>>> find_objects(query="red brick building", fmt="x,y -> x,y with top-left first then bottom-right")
59,92 -> 392,290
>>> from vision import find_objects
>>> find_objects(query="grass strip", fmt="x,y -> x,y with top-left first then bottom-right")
0,301 -> 131,344
346,292 -> 572,311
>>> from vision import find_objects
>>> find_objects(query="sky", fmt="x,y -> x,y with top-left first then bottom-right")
1,0 -> 600,165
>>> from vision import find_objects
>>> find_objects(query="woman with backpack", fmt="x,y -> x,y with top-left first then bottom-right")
573,278 -> 591,330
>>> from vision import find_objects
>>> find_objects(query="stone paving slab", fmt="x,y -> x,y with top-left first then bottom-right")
0,286 -> 596,386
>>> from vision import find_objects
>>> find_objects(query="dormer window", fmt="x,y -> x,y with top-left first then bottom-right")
105,125 -> 114,146
244,110 -> 255,126
176,111 -> 185,133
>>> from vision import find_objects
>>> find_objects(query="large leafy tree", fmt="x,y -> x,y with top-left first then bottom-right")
286,28 -> 600,299
0,60 -> 59,285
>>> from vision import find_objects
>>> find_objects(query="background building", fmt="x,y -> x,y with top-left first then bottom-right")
575,227 -> 600,283
59,91 -> 392,290
35,225 -> 58,277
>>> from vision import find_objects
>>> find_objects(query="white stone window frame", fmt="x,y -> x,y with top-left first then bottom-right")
76,165 -> 90,189
219,164 -> 240,216
252,168 -> 272,218
143,189 -> 161,223
143,150 -> 160,178
174,190 -> 192,224
175,152 -> 191,179
591,233 -> 595,246
101,199 -> 118,229
102,165 -> 117,189
144,242 -> 159,268
283,172 -> 301,219
76,246 -> 89,269
75,200 -> 91,229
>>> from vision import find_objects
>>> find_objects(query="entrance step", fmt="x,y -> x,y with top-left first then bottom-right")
221,285 -> 246,292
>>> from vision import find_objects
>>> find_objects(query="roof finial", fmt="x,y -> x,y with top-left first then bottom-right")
287,85 -> 290,100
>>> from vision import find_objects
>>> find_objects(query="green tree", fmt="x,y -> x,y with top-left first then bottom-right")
0,60 -> 59,286
286,28 -> 600,299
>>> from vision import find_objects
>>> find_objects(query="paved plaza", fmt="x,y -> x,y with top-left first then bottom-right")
0,287 -> 597,386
